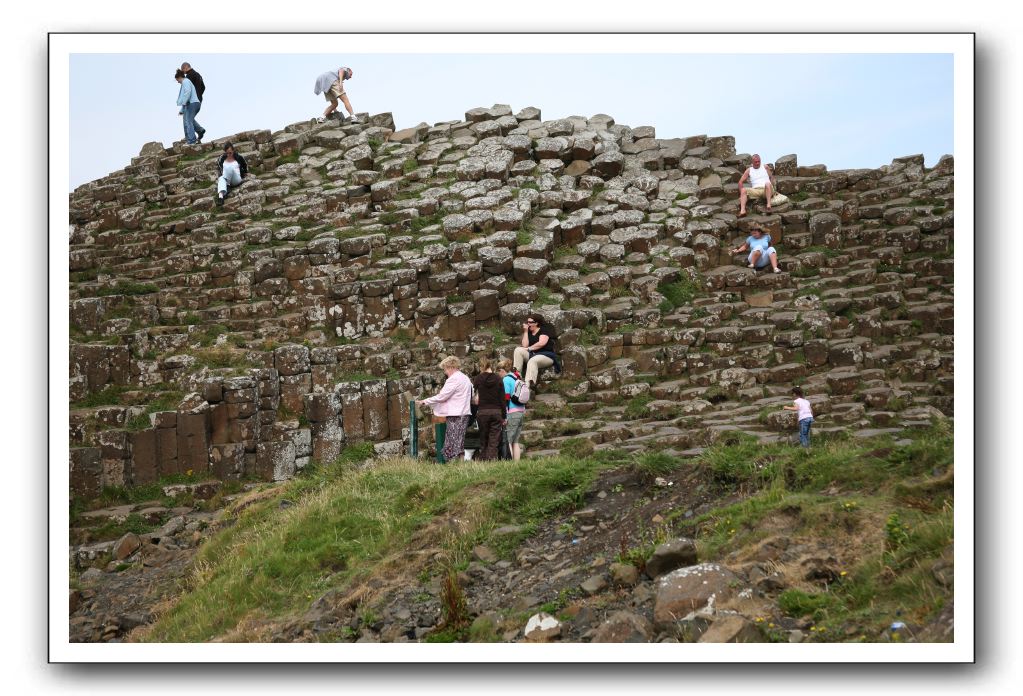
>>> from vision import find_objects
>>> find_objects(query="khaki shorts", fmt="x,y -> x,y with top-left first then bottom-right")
505,411 -> 525,445
324,80 -> 346,102
745,186 -> 769,199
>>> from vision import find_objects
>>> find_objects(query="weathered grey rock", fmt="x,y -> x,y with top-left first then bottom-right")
274,344 -> 310,376
593,150 -> 624,178
591,610 -> 655,643
479,246 -> 513,274
472,545 -> 497,563
653,563 -> 740,627
512,257 -> 550,285
113,532 -> 141,561
610,562 -> 640,587
580,574 -> 608,596
80,568 -> 104,584
697,615 -> 762,643
645,538 -> 699,579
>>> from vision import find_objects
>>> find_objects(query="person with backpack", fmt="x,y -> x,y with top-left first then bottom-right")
174,68 -> 203,146
215,142 -> 249,207
180,62 -> 206,143
471,357 -> 507,461
498,359 -> 526,461
512,314 -> 562,392
314,67 -> 358,124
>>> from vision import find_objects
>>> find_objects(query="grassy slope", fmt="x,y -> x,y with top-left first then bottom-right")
141,444 -> 624,642
139,423 -> 954,643
686,421 -> 954,640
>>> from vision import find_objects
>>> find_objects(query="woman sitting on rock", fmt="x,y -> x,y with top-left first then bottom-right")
416,356 -> 472,464
730,225 -> 781,274
215,142 -> 248,207
512,314 -> 562,392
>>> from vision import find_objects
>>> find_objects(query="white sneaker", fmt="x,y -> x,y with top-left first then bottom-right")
348,115 -> 360,124
316,116 -> 326,124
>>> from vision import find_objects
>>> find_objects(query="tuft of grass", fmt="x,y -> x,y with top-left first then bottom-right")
632,451 -> 678,477
623,395 -> 653,420
657,277 -> 699,312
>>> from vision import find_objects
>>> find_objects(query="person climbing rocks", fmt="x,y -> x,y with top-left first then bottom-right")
783,387 -> 814,448
180,62 -> 206,143
215,142 -> 248,207
737,153 -> 776,217
416,356 -> 472,463
314,67 -> 357,124
498,359 -> 525,461
731,225 -> 781,273
512,313 -> 562,392
174,68 -> 203,146
471,357 -> 507,461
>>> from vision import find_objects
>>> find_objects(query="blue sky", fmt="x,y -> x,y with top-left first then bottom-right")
69,52 -> 952,190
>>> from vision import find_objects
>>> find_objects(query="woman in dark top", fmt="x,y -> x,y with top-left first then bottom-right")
512,314 -> 562,389
471,357 -> 507,461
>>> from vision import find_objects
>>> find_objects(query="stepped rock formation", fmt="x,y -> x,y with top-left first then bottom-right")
68,105 -> 954,497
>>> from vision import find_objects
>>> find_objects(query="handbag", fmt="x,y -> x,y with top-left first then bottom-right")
497,428 -> 512,460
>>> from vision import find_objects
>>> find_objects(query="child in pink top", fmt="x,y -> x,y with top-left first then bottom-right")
783,387 -> 814,448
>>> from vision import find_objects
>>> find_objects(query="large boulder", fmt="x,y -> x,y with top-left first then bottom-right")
653,563 -> 741,628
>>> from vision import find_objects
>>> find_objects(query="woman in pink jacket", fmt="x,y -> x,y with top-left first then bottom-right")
416,355 -> 473,463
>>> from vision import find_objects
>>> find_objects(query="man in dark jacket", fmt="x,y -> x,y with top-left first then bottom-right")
181,62 -> 206,142
215,142 -> 248,206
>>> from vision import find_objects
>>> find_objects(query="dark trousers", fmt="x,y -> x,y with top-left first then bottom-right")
476,410 -> 504,461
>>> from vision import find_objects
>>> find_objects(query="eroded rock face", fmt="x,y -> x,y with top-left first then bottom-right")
66,103 -> 955,495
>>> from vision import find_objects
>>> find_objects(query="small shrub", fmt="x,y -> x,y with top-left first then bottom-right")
657,278 -> 699,311
778,589 -> 838,621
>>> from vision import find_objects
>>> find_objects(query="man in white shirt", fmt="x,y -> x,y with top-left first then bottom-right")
737,153 -> 776,217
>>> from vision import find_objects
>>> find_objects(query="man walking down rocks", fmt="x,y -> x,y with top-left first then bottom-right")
174,69 -> 203,146
314,67 -> 358,124
180,62 -> 206,143
737,153 -> 776,217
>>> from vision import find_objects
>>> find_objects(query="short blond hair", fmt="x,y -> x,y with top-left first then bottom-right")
478,356 -> 493,372
497,358 -> 512,372
438,355 -> 461,370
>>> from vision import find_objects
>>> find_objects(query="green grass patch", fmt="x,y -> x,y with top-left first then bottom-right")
623,394 -> 653,420
72,385 -> 129,408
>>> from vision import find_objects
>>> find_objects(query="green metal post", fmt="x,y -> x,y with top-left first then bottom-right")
435,420 -> 447,464
409,400 -> 418,458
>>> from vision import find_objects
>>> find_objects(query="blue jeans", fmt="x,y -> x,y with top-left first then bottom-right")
798,417 -> 814,448
194,101 -> 205,138
182,101 -> 202,144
